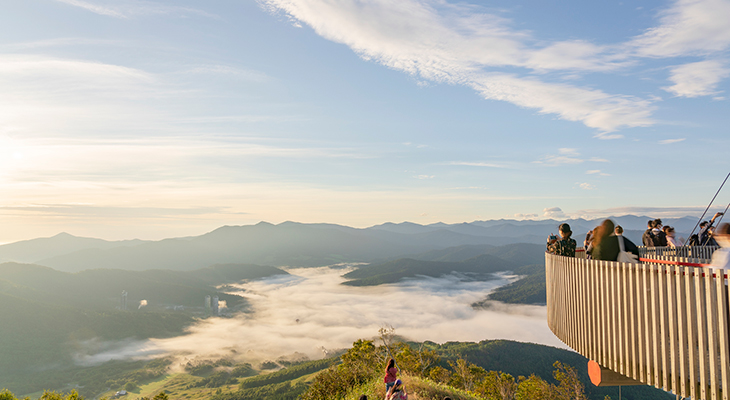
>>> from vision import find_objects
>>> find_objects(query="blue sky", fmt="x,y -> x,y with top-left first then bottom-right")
1,0 -> 729,242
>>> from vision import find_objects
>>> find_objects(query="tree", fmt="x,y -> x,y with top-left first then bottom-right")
0,390 -> 20,400
448,358 -> 486,392
39,391 -> 82,400
515,374 -> 553,400
152,392 -> 169,400
429,365 -> 452,384
479,371 -> 518,400
402,342 -> 439,377
378,325 -> 398,369
552,361 -> 587,400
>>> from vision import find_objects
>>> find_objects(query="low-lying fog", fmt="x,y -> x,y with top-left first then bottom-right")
76,266 -> 565,366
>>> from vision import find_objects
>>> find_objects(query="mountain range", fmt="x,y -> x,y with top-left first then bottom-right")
0,216 -> 700,272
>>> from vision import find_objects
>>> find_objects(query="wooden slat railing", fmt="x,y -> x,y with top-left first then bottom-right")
546,252 -> 730,400
639,245 -> 719,260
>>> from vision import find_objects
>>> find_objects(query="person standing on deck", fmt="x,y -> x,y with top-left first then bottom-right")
642,220 -> 656,247
547,223 -> 577,257
710,223 -> 730,271
700,212 -> 724,245
593,220 -> 640,261
664,226 -> 680,247
652,219 -> 667,246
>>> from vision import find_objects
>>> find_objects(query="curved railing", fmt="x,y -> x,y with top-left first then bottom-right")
638,245 -> 719,260
546,248 -> 729,400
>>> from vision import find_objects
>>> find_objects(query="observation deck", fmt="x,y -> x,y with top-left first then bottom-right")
546,246 -> 727,400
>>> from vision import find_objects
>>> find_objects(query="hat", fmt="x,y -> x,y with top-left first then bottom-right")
395,379 -> 402,386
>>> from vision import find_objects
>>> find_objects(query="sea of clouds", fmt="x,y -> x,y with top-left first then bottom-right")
74,266 -> 564,366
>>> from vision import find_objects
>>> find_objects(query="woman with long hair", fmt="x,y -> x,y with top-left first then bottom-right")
384,358 -> 398,392
664,226 -> 680,247
592,219 -> 640,261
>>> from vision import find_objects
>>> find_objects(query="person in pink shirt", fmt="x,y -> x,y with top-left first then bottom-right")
384,359 -> 398,392
385,379 -> 408,400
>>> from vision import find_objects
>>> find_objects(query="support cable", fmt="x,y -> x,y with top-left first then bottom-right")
683,171 -> 730,245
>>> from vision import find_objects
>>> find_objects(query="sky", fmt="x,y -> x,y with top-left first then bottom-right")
1,0 -> 730,242
73,267 -> 561,366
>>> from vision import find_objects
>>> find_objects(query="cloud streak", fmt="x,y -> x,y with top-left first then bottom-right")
54,0 -> 217,19
628,0 -> 730,58
262,0 -> 730,133
663,60 -> 730,97
534,148 -> 610,166
261,0 -> 656,132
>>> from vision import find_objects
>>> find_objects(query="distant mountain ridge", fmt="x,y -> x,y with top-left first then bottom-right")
342,253 -> 519,286
342,243 -> 547,286
0,232 -> 148,264
0,215 -> 701,272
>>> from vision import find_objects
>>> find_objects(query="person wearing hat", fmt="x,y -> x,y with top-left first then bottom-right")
547,223 -> 577,257
385,379 -> 408,400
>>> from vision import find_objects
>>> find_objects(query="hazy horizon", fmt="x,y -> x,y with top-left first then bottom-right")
1,211 -> 724,245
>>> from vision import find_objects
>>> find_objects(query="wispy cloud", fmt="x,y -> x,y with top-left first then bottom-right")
179,65 -> 272,83
578,182 -> 595,190
0,37 -> 126,51
663,60 -> 730,97
573,205 -> 726,219
446,161 -> 507,168
262,0 -> 730,134
628,0 -> 730,58
0,204 -> 229,219
586,170 -> 610,176
512,213 -> 538,220
659,138 -> 686,144
54,0 -> 218,19
0,136 -> 374,185
261,0 -> 655,132
534,148 -> 609,166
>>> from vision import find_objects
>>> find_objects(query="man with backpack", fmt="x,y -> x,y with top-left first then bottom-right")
687,212 -> 723,246
642,220 -> 656,247
652,219 -> 668,246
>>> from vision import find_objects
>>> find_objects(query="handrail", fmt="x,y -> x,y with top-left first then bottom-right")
638,258 -> 710,268
638,245 -> 719,260
546,253 -> 730,400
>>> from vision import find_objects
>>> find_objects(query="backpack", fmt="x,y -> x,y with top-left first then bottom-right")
642,229 -> 656,247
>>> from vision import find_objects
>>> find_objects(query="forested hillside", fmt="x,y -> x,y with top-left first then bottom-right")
342,254 -> 517,286
0,262 -> 286,395
0,335 -> 674,400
